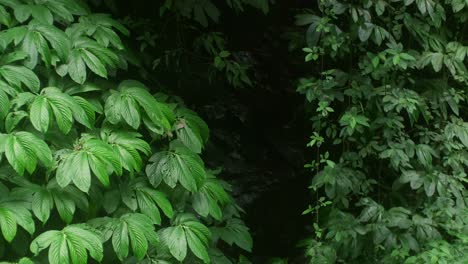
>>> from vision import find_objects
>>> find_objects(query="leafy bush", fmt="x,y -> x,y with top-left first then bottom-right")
294,0 -> 468,263
0,1 -> 251,263
117,0 -> 270,90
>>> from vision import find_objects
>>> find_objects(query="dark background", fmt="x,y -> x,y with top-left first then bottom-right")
96,0 -> 317,261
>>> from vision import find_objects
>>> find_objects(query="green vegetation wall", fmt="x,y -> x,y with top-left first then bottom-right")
0,1 -> 255,263
292,0 -> 468,263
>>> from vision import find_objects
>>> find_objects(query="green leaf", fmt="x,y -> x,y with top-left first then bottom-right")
0,207 -> 17,242
68,50 -> 86,84
212,219 -> 253,252
80,49 -> 107,78
30,96 -> 50,133
0,6 -> 11,27
5,111 -> 28,133
13,4 -> 31,23
56,138 -> 121,191
0,65 -> 40,92
32,189 -> 53,223
104,80 -> 175,131
186,228 -> 210,263
112,221 -> 129,260
30,225 -> 103,264
160,215 -> 211,263
1,131 -> 53,175
53,192 -> 76,224
33,24 -> 71,60
137,187 -> 174,223
146,142 -> 206,191
93,213 -> 157,261
0,89 -> 10,120
431,53 -> 444,72
161,226 -> 187,261
30,5 -> 54,24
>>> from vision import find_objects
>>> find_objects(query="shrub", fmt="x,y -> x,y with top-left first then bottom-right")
0,1 -> 251,263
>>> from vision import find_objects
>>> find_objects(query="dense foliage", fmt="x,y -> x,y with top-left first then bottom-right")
1,0 -> 467,263
0,1 -> 254,263
293,0 -> 468,263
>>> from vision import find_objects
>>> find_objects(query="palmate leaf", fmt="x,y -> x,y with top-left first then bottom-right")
64,37 -> 121,83
56,137 -> 122,192
0,26 -> 27,50
173,0 -> 220,27
0,65 -> 40,93
10,175 -> 88,224
0,186 -> 34,243
21,30 -> 51,68
146,140 -> 206,192
4,110 -> 28,133
101,129 -> 151,172
135,187 -> 174,224
159,214 -> 211,263
30,225 -> 103,264
108,178 -> 174,224
105,80 -> 175,131
4,0 -> 88,24
192,173 -> 231,220
0,50 -> 28,65
0,131 -> 53,175
211,219 -> 253,252
0,22 -> 70,69
30,22 -> 71,58
175,108 -> 209,154
10,21 -> 73,69
14,4 -> 53,24
66,14 -> 128,49
28,87 -> 94,134
89,213 -> 158,261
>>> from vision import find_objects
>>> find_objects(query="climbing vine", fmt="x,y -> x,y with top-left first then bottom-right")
294,0 -> 468,263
